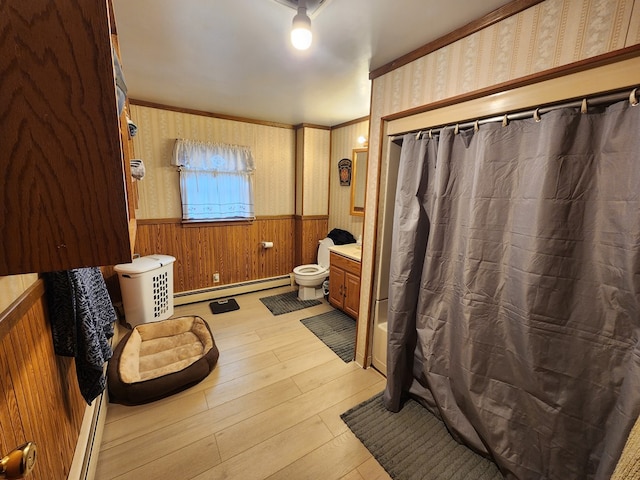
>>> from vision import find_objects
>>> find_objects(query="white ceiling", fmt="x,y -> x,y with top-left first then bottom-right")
112,0 -> 510,126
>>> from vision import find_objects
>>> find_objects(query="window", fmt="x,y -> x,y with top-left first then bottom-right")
172,139 -> 255,221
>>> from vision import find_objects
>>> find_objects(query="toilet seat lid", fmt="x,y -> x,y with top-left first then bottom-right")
317,237 -> 334,268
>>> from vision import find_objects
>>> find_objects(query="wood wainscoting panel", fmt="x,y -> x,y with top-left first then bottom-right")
0,287 -> 86,480
135,217 -> 296,293
294,216 -> 329,266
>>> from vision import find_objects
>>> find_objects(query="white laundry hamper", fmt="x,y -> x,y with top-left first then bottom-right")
114,254 -> 176,327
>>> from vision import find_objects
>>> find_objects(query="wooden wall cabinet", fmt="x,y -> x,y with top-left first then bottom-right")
328,252 -> 361,318
0,0 -> 133,275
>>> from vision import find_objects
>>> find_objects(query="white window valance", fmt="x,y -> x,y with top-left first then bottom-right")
172,139 -> 255,221
172,139 -> 255,172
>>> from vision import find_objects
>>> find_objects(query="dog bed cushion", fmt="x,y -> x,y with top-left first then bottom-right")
108,315 -> 218,405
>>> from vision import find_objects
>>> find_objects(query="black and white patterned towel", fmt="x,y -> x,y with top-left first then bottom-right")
43,267 -> 116,404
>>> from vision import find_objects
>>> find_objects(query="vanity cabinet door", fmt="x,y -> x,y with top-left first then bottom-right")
328,252 -> 360,319
343,271 -> 360,318
328,266 -> 345,308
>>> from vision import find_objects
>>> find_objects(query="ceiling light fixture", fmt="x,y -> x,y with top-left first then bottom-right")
291,0 -> 312,50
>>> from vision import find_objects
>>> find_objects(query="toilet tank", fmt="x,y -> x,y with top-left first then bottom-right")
317,238 -> 334,268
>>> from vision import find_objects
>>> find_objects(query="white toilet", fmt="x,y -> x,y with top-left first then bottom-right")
293,237 -> 334,300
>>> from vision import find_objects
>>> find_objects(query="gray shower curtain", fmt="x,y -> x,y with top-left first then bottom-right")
384,100 -> 640,480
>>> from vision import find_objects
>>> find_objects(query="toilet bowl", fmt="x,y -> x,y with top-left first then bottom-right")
293,237 -> 334,300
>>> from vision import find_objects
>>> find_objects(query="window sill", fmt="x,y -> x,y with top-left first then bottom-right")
181,218 -> 255,228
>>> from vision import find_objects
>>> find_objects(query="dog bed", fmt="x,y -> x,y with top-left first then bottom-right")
107,315 -> 219,405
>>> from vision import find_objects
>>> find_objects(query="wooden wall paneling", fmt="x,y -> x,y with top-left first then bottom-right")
247,222 -> 258,280
186,225 -> 203,289
4,332 -> 39,469
0,293 -> 85,480
257,218 -> 295,278
213,225 -> 229,287
0,341 -> 21,456
296,217 -> 329,266
195,226 -> 210,289
294,217 -> 303,267
135,218 -> 296,293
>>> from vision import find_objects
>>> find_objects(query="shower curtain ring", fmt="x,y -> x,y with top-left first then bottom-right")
581,98 -> 588,113
428,129 -> 433,139
416,130 -> 422,140
630,88 -> 638,106
533,108 -> 541,122
454,124 -> 459,135
502,114 -> 509,127
474,120 -> 479,132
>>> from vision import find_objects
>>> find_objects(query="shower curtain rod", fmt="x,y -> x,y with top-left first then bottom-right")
392,86 -> 639,143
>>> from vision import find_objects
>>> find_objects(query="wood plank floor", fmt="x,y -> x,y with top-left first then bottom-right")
96,286 -> 391,480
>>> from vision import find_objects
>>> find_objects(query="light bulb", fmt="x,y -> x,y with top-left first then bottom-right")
291,26 -> 312,50
291,6 -> 312,50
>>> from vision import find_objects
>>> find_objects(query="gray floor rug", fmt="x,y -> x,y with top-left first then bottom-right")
341,393 -> 504,480
259,291 -> 321,316
300,309 -> 355,362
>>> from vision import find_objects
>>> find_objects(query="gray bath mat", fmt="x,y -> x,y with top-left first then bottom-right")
341,393 -> 504,480
300,309 -> 355,362
259,291 -> 321,316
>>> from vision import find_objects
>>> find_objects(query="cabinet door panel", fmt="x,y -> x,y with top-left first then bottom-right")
0,0 -> 132,274
328,267 -> 344,309
344,271 -> 360,318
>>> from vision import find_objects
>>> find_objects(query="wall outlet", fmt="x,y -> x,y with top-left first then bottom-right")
213,272 -> 220,283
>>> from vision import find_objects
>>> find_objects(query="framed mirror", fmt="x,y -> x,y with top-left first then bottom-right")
350,148 -> 368,216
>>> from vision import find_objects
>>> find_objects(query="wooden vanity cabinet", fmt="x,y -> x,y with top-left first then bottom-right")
328,252 -> 361,319
0,0 -> 134,275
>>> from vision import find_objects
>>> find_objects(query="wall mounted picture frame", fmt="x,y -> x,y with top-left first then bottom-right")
338,158 -> 352,186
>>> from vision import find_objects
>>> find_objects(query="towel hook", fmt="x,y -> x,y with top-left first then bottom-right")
581,98 -> 588,113
630,88 -> 638,106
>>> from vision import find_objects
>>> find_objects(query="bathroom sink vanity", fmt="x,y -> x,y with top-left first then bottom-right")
328,244 -> 361,318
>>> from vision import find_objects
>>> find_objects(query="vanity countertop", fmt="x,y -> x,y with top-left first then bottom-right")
329,243 -> 362,262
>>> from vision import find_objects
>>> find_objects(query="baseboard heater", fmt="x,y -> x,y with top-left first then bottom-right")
68,333 -> 118,480
174,274 -> 293,306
